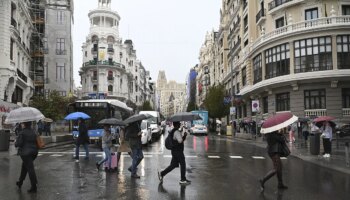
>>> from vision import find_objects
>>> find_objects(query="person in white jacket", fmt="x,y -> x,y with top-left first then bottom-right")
320,122 -> 332,158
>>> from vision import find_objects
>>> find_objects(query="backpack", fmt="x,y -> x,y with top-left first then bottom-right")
165,129 -> 176,150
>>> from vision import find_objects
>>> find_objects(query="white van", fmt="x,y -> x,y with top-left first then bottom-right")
139,111 -> 162,139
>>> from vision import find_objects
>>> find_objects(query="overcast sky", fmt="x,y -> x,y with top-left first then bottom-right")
73,0 -> 221,87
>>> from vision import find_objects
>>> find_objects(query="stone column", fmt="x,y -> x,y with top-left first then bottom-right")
289,41 -> 294,74
332,35 -> 338,70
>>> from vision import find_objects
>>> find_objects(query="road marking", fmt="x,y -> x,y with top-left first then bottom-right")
144,155 -> 153,158
38,154 -> 43,156
95,155 -> 103,157
50,154 -> 63,157
163,155 -> 172,158
185,155 -> 197,158
280,157 -> 287,160
208,156 -> 220,158
230,156 -> 243,159
252,156 -> 265,159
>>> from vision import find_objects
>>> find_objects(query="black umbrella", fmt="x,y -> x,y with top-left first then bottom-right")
315,121 -> 336,128
98,118 -> 126,126
168,112 -> 202,122
123,114 -> 152,124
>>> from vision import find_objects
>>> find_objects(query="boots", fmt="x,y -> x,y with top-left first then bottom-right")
277,170 -> 288,189
27,185 -> 37,193
16,181 -> 23,189
259,170 -> 276,191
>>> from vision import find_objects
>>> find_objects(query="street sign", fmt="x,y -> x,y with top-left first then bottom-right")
252,100 -> 260,112
230,107 -> 236,115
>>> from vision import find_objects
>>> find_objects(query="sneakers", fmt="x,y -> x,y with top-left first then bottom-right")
131,174 -> 140,178
179,179 -> 191,185
323,154 -> 331,158
259,179 -> 264,192
96,162 -> 101,170
157,171 -> 163,183
278,184 -> 288,189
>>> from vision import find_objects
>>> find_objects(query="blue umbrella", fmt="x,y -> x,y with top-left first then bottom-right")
64,112 -> 91,120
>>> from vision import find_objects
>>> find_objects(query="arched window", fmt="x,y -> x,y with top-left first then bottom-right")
108,85 -> 113,92
108,71 -> 113,80
93,85 -> 97,91
92,35 -> 98,43
107,36 -> 115,44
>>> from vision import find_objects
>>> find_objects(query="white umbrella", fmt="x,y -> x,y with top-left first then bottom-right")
4,107 -> 45,124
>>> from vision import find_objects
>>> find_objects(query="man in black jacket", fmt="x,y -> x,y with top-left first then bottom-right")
158,121 -> 191,185
74,118 -> 89,160
126,121 -> 143,178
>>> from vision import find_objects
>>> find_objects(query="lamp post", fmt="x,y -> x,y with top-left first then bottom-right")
96,38 -> 99,99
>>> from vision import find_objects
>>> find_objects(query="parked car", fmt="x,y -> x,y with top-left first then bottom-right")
141,120 -> 152,145
336,123 -> 350,138
190,124 -> 208,135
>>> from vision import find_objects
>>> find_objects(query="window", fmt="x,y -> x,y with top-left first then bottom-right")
276,93 -> 290,112
244,16 -> 248,33
236,82 -> 240,94
56,63 -> 65,80
108,85 -> 113,93
265,43 -> 290,79
57,10 -> 65,24
11,86 -> 23,104
253,54 -> 262,84
342,5 -> 350,15
305,8 -> 318,20
275,17 -> 284,28
93,85 -> 97,92
56,38 -> 65,55
85,51 -> 87,57
241,67 -> 246,86
10,39 -> 14,60
343,88 -> 350,108
294,36 -> 332,73
92,70 -> 97,80
337,35 -> 350,69
243,104 -> 247,117
107,71 -> 113,80
304,89 -> 326,109
263,96 -> 268,114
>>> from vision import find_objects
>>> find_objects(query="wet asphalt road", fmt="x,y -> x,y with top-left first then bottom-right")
1,129 -> 350,200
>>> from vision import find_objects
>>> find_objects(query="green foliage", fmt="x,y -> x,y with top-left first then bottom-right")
30,91 -> 76,121
204,84 -> 230,119
186,101 -> 196,112
140,100 -> 153,111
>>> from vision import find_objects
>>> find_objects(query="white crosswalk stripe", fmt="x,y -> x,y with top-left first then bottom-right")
163,155 -> 172,158
208,156 -> 220,158
50,154 -> 63,157
230,156 -> 243,159
252,156 -> 265,159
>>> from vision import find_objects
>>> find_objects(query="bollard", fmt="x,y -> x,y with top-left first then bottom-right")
345,142 -> 349,167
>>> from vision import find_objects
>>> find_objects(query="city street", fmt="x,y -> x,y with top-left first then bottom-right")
1,129 -> 350,200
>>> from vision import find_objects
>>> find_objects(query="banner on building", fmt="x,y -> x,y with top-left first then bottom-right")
251,100 -> 260,113
230,107 -> 236,115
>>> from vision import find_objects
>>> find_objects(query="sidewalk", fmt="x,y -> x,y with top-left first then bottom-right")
217,131 -> 350,174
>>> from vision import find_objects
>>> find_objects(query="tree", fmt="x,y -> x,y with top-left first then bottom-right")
186,101 -> 196,112
30,91 -> 76,121
204,84 -> 230,129
140,100 -> 153,111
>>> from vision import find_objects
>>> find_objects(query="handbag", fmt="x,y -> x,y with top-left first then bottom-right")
36,135 -> 45,149
278,136 -> 290,157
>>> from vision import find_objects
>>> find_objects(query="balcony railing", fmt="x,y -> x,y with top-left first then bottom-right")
343,108 -> 350,116
229,38 -> 241,56
17,69 -> 27,83
252,16 -> 350,53
107,48 -> 114,53
56,49 -> 66,55
304,109 -> 327,117
256,9 -> 266,23
107,76 -> 114,81
83,60 -> 126,69
294,65 -> 333,73
91,77 -> 97,82
91,47 -> 98,54
243,1 -> 248,10
268,0 -> 293,11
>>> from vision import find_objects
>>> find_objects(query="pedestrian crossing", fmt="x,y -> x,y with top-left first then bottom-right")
37,152 -> 287,160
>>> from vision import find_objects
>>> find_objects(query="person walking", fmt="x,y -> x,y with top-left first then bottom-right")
259,130 -> 288,192
321,121 -> 332,158
73,118 -> 89,160
44,122 -> 51,136
302,122 -> 310,142
96,125 -> 113,171
289,123 -> 296,143
158,121 -> 191,185
37,120 -> 43,136
126,121 -> 143,178
15,121 -> 39,193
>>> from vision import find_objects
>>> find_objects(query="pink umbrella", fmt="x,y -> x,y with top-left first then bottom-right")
260,112 -> 298,134
313,116 -> 335,123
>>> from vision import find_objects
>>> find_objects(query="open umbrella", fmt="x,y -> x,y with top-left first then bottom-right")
315,120 -> 336,128
123,113 -> 152,124
313,116 -> 335,123
260,112 -> 298,134
98,118 -> 126,126
168,112 -> 202,122
43,118 -> 53,123
4,107 -> 45,124
64,112 -> 91,120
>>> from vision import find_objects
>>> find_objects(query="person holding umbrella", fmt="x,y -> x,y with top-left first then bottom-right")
126,121 -> 143,178
73,118 -> 89,160
96,125 -> 113,171
259,112 -> 297,192
15,121 -> 39,193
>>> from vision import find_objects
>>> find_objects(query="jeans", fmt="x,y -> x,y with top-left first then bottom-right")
161,151 -> 186,181
323,138 -> 332,154
131,147 -> 144,175
19,154 -> 38,186
75,143 -> 89,158
98,147 -> 111,167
